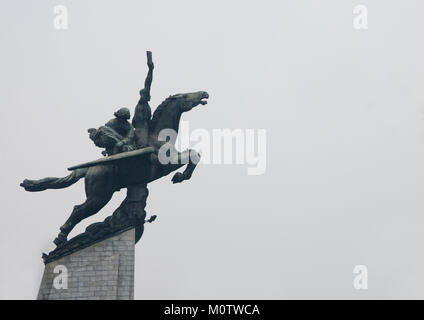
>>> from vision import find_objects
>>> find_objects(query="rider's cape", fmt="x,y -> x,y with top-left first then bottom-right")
68,146 -> 155,171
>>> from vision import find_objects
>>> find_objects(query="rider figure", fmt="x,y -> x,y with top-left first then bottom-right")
88,107 -> 135,156
132,51 -> 154,148
104,107 -> 135,155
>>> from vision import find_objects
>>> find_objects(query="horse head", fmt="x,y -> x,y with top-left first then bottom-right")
149,91 -> 209,139
173,91 -> 209,111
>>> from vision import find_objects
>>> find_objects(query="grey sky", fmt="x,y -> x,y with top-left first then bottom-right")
1,0 -> 424,299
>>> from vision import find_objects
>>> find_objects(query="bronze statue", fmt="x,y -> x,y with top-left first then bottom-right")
20,52 -> 209,259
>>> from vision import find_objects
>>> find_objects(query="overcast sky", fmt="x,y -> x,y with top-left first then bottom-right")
2,0 -> 424,299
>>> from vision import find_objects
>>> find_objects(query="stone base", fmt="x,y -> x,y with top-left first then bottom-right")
37,228 -> 135,300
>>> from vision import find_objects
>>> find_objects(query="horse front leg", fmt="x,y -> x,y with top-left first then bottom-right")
171,149 -> 201,184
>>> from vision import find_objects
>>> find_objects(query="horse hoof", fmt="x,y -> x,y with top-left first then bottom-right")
171,172 -> 184,184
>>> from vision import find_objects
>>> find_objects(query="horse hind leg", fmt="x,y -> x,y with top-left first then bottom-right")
54,193 -> 113,246
171,149 -> 201,184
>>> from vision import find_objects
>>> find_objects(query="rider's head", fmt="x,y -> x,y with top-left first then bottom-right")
139,89 -> 151,102
114,107 -> 131,120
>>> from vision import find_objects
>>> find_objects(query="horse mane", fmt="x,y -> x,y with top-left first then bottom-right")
149,95 -> 177,129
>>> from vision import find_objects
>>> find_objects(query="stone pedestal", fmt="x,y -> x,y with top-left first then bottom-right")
37,228 -> 135,300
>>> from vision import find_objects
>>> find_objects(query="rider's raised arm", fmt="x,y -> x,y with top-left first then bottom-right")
141,51 -> 154,100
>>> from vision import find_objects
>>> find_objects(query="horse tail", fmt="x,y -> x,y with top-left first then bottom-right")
20,168 -> 88,192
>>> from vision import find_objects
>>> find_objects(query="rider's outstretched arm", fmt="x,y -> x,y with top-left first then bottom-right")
133,51 -> 153,144
142,51 -> 154,100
